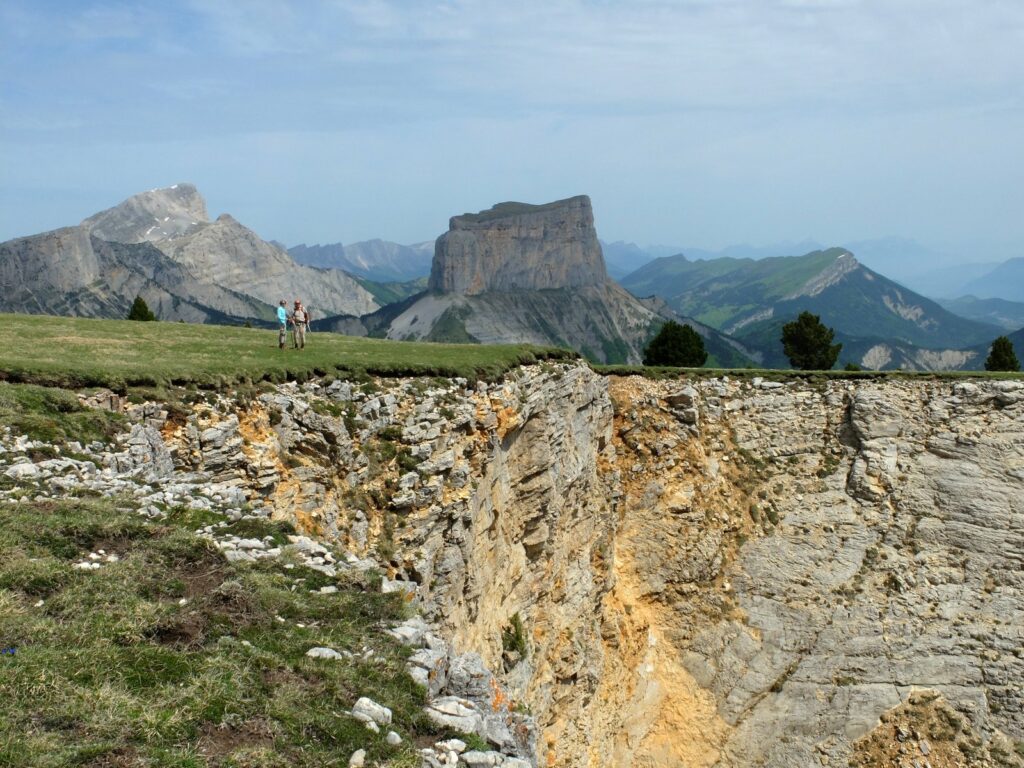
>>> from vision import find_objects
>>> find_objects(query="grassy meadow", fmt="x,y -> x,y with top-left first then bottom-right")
0,313 -> 574,389
0,497 -> 453,767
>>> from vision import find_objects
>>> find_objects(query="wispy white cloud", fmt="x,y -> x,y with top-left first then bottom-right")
1,0 -> 1022,252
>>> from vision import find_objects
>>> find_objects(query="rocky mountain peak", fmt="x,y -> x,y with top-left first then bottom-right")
787,248 -> 861,299
428,194 -> 609,295
83,183 -> 209,245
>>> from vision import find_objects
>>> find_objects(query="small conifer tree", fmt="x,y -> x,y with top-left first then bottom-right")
127,295 -> 156,322
985,336 -> 1020,372
781,311 -> 841,370
643,321 -> 708,367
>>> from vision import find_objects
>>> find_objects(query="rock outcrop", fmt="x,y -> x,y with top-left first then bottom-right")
4,368 -> 1022,767
0,226 -> 272,323
363,195 -> 748,366
428,196 -> 607,295
1,184 -> 379,322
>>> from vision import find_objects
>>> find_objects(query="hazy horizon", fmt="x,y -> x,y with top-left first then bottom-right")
2,1 -> 1022,263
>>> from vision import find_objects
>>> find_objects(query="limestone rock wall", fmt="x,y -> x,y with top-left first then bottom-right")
2,183 -> 379,321
152,364 -> 620,765
428,196 -> 608,295
596,375 -> 1024,768
24,366 -> 1021,767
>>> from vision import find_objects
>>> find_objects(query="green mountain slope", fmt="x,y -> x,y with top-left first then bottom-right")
621,249 -> 1001,361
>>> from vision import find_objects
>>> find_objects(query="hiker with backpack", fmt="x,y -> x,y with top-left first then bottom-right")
290,300 -> 310,349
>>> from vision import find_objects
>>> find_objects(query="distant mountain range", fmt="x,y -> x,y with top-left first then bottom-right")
960,258 -> 1024,302
620,248 -> 1002,370
600,236 -> 1023,303
936,296 -> 1024,331
288,240 -> 433,282
1009,327 -> 1024,355
3,184 -> 1017,371
599,239 -> 825,280
287,230 -> 1024,309
600,241 -> 654,280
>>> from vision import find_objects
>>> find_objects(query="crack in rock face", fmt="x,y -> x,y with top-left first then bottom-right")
596,376 -> 1024,768
8,367 -> 1021,768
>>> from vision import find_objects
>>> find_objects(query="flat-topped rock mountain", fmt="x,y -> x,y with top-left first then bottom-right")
428,196 -> 607,294
342,195 -> 750,365
0,184 -> 378,323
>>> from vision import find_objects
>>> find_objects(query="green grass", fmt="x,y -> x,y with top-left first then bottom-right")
0,497 -> 441,767
455,196 -> 584,223
0,381 -> 125,445
0,313 -> 574,390
424,305 -> 479,344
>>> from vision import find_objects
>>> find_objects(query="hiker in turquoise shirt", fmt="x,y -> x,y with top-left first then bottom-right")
276,300 -> 288,349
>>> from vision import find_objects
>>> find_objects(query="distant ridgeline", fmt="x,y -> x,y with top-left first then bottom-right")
620,248 -> 1009,370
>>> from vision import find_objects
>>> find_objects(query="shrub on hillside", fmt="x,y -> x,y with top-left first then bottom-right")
643,321 -> 708,367
781,311 -> 841,370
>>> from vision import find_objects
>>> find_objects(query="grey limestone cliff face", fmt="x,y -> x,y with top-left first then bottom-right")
155,213 -> 379,317
0,226 -> 271,322
9,368 -> 1021,767
149,367 -> 1024,766
597,375 -> 1024,767
1,184 -> 379,321
428,196 -> 608,295
84,182 -> 209,244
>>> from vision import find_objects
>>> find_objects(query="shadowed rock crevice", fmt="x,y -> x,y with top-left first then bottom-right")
9,368 -> 1020,767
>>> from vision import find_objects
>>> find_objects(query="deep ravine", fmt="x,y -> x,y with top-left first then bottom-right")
4,364 -> 1022,767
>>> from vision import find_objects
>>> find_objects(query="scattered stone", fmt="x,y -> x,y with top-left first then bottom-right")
305,647 -> 343,660
352,697 -> 392,726
4,463 -> 40,479
436,738 -> 467,753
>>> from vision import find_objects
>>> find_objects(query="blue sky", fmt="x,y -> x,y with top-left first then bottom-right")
1,0 -> 1022,260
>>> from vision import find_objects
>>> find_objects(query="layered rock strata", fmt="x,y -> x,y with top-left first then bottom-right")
4,367 -> 1023,767
1,184 -> 378,321
428,196 -> 607,295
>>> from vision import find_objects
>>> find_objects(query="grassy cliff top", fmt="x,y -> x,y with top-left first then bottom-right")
0,313 -> 574,389
454,195 -> 590,224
